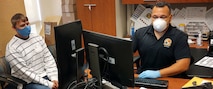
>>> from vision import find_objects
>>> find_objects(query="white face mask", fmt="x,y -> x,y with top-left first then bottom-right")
153,18 -> 167,32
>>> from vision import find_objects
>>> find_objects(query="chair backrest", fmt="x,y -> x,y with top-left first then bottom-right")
0,57 -> 27,89
0,56 -> 11,88
0,56 -> 11,75
47,45 -> 57,60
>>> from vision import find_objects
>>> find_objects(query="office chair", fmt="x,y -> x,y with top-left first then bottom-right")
47,45 -> 57,60
0,56 -> 26,89
133,56 -> 141,70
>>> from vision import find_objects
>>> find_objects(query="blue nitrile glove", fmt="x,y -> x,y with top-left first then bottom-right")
138,70 -> 161,79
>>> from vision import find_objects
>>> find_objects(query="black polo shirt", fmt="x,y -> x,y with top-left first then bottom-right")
132,24 -> 191,73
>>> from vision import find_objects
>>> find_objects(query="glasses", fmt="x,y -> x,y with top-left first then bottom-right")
151,15 -> 170,19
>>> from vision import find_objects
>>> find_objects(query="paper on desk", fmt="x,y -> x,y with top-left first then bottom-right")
182,77 -> 213,88
139,87 -> 147,89
206,7 -> 213,31
195,56 -> 213,68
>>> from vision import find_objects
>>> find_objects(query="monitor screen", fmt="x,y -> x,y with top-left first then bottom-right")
83,30 -> 135,88
54,20 -> 83,89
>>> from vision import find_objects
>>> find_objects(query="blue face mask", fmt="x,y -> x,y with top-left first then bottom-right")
17,26 -> 31,37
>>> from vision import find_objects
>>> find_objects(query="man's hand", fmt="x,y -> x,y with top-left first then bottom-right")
52,80 -> 58,89
138,70 -> 161,78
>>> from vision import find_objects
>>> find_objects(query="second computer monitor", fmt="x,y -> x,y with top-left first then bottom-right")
83,30 -> 135,87
54,20 -> 83,89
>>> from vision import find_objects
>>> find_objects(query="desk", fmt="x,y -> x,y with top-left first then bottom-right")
132,75 -> 213,89
186,41 -> 213,78
132,74 -> 189,89
133,77 -> 213,89
86,69 -> 191,89
159,77 -> 189,89
189,40 -> 208,49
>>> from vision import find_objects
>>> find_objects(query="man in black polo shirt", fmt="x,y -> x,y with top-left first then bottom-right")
132,1 -> 191,78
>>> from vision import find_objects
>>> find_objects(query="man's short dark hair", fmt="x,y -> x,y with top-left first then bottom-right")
152,1 -> 172,14
11,13 -> 25,28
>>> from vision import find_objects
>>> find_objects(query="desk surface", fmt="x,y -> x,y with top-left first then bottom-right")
189,40 -> 208,49
86,69 -> 191,89
131,76 -> 213,89
132,74 -> 189,89
158,77 -> 189,89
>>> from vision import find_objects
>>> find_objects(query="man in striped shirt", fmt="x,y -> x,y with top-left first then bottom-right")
5,13 -> 58,89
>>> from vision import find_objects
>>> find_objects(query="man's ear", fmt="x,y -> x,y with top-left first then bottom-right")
12,26 -> 16,30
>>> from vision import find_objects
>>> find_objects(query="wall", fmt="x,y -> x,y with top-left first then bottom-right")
116,0 -> 127,37
39,0 -> 62,21
126,3 -> 213,35
0,0 -> 26,57
37,0 -> 62,35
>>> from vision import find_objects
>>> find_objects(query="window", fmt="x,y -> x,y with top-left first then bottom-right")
24,0 -> 42,34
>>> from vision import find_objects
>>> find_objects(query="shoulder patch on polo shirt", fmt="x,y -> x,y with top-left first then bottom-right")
163,38 -> 172,48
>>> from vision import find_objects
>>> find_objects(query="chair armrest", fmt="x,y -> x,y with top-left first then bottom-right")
0,74 -> 26,84
133,56 -> 140,62
133,56 -> 141,70
0,75 -> 18,87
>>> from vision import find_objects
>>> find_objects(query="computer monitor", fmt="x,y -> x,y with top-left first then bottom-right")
83,30 -> 135,88
54,20 -> 83,89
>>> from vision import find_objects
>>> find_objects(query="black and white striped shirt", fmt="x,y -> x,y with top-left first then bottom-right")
5,33 -> 58,88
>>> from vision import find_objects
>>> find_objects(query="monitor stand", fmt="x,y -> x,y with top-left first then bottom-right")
75,48 -> 85,83
88,43 -> 127,89
88,43 -> 102,89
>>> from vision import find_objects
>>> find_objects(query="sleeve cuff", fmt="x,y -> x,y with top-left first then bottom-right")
48,81 -> 54,89
49,76 -> 58,81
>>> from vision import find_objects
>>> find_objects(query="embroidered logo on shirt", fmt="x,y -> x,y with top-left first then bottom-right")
163,38 -> 172,48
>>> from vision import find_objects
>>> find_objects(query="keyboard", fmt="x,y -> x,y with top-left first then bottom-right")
134,78 -> 168,89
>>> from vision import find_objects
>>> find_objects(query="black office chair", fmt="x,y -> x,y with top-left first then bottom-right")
0,56 -> 26,89
133,56 -> 141,70
47,45 -> 57,60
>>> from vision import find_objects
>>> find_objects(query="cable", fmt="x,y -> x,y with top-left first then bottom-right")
66,80 -> 77,89
67,77 -> 100,89
84,81 -> 94,89
69,81 -> 86,89
98,47 -> 110,78
84,78 -> 98,89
